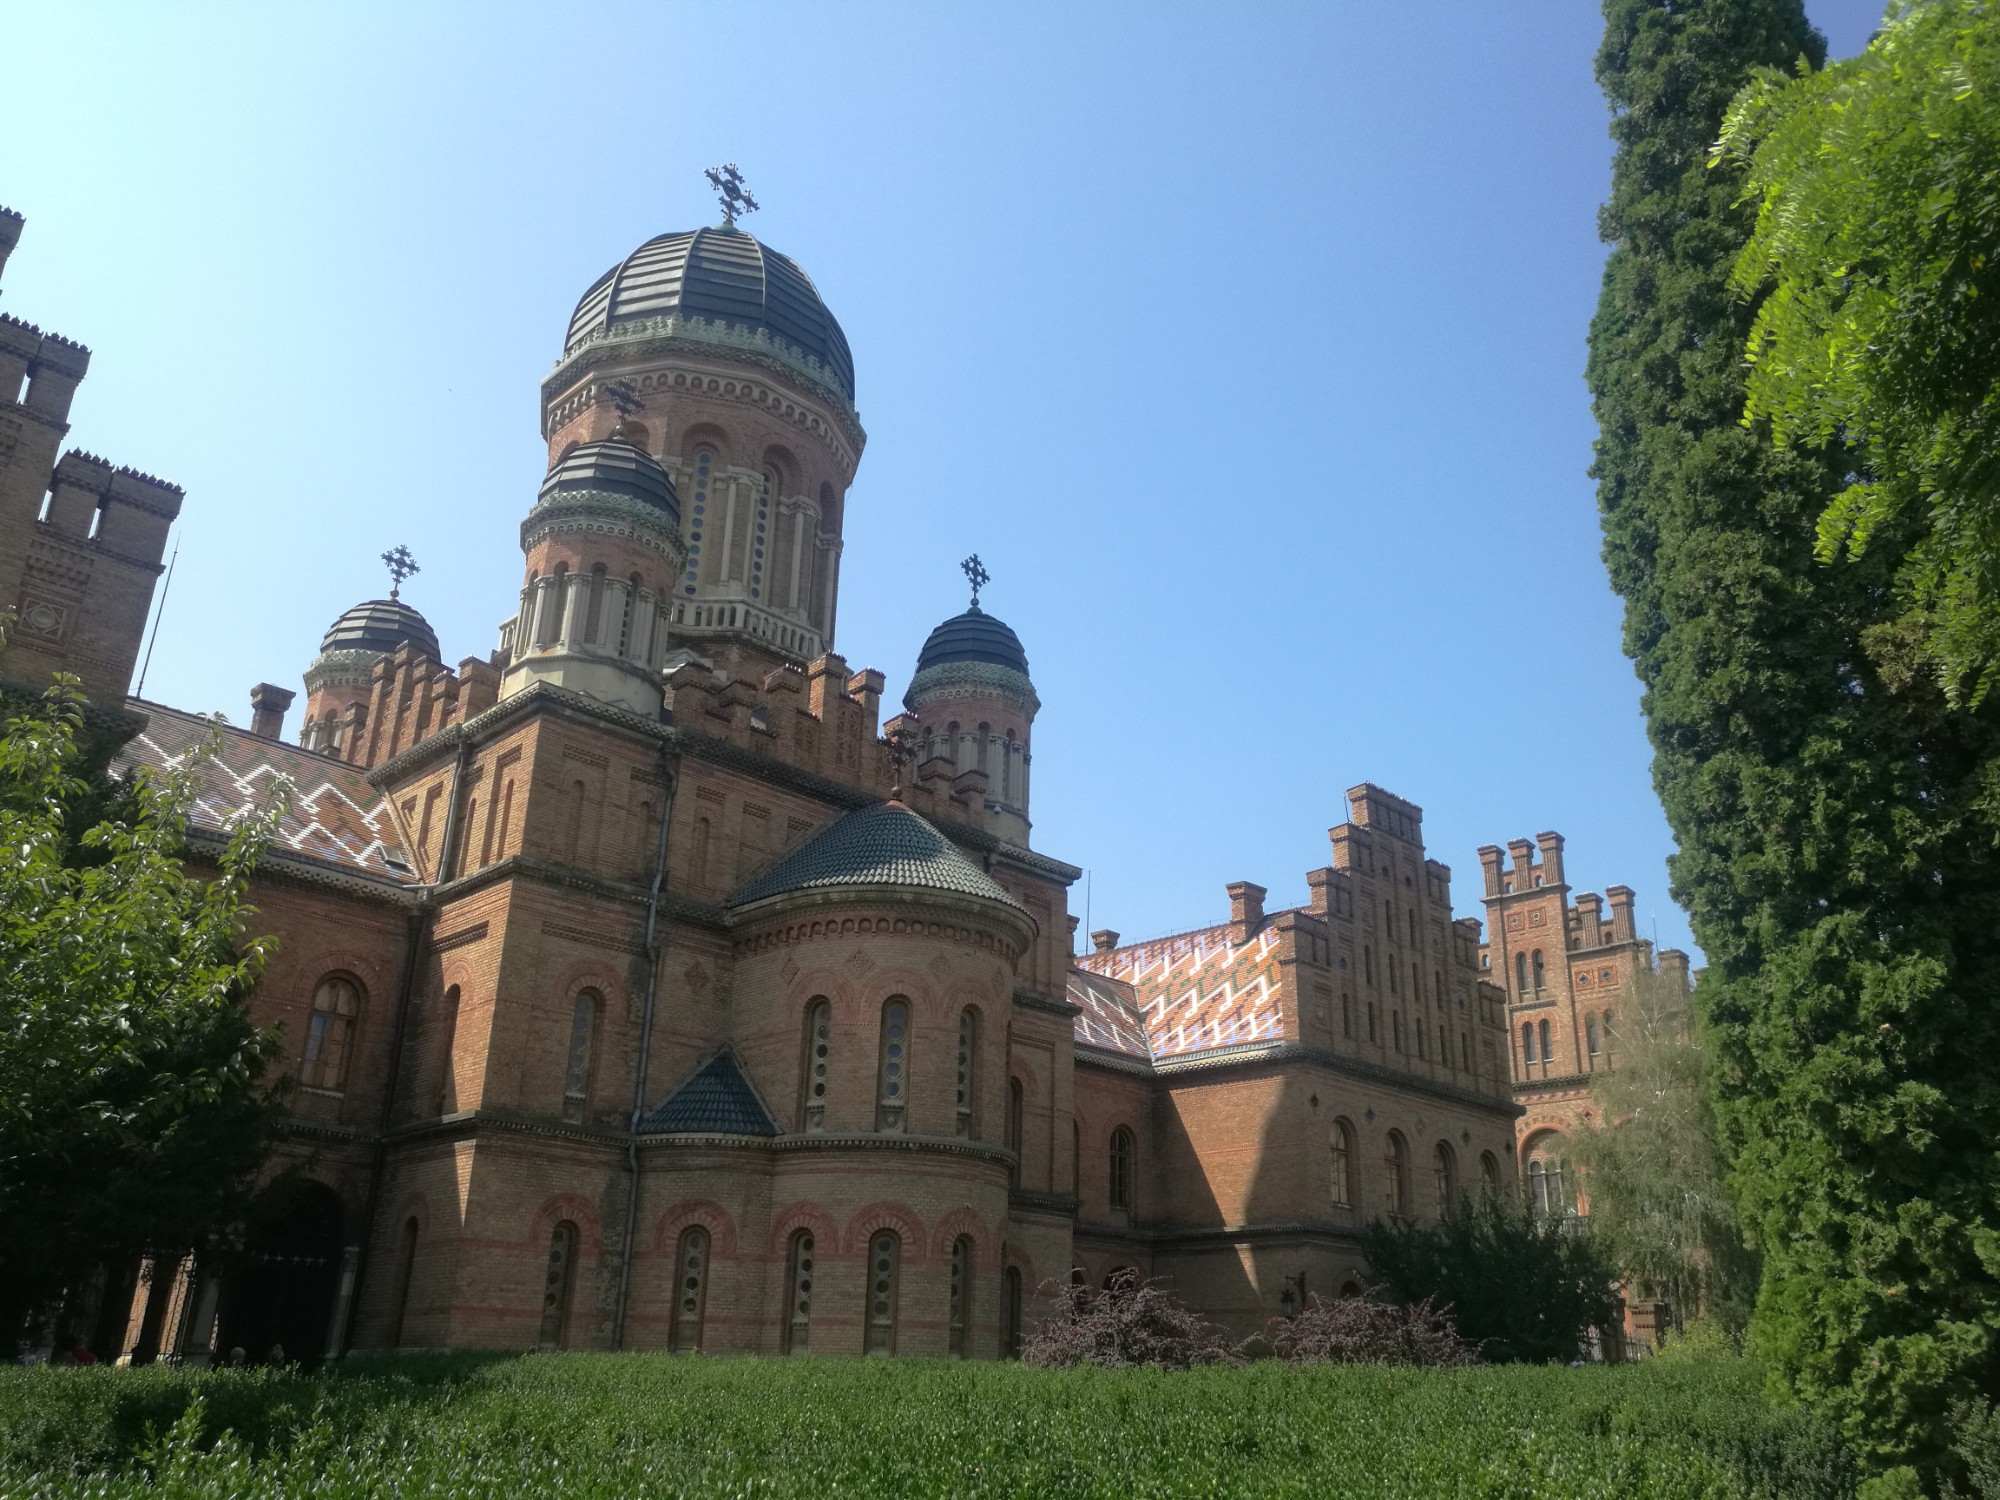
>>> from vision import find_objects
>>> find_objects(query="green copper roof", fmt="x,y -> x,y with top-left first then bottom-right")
731,803 -> 1022,909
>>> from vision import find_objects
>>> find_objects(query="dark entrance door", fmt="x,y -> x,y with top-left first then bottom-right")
214,1180 -> 344,1366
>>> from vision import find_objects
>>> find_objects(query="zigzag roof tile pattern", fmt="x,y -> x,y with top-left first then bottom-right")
1073,922 -> 1290,1065
118,701 -> 415,883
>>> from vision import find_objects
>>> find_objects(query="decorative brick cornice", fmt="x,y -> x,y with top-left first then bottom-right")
520,489 -> 687,562
729,887 -> 1035,963
905,659 -> 1040,717
1008,1188 -> 1080,1217
1012,987 -> 1081,1019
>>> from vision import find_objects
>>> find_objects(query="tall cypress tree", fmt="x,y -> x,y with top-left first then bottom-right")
1586,0 -> 2000,1475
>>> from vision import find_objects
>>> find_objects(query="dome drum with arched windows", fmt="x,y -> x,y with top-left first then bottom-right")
300,595 -> 442,755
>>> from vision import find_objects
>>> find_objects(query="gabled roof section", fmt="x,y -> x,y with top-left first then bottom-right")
118,700 -> 415,883
1068,969 -> 1153,1062
731,802 -> 1023,910
1076,922 -> 1289,1063
640,1048 -> 779,1137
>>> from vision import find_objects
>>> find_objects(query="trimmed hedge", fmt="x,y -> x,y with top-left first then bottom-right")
0,1351 -> 1856,1498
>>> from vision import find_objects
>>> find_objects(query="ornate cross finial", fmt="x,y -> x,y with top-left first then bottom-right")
961,553 -> 989,609
705,163 -> 759,228
381,545 -> 419,601
603,379 -> 644,418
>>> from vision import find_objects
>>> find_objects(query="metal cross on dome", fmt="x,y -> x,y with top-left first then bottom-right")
705,163 -> 759,228
961,554 -> 989,609
381,545 -> 419,601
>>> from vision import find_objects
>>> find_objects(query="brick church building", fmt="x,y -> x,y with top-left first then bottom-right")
0,193 -> 1686,1363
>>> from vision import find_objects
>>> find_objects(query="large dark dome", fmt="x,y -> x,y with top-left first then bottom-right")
914,606 -> 1030,677
539,436 -> 679,522
564,226 -> 854,402
318,598 -> 438,660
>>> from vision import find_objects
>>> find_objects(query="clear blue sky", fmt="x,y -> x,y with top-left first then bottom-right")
4,2 -> 1885,960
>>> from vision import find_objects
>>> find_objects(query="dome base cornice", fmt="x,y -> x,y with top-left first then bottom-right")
905,659 -> 1040,716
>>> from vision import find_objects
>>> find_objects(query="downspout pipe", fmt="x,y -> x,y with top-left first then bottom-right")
344,732 -> 472,1355
612,740 -> 678,1349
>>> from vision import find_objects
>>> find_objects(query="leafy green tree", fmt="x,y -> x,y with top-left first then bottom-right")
1568,968 -> 1758,1332
1359,1195 -> 1621,1364
1720,1 -> 2000,705
1586,0 -> 2000,1474
0,665 -> 286,1344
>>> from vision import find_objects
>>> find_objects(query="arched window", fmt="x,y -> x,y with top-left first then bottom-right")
1480,1151 -> 1502,1198
1330,1119 -> 1354,1208
1522,1020 -> 1536,1067
1385,1131 -> 1410,1220
563,991 -> 598,1123
955,1009 -> 977,1138
782,1229 -> 814,1353
670,1227 -> 708,1353
1515,952 -> 1529,994
1364,946 -> 1374,984
800,999 -> 830,1132
1006,1078 -> 1024,1187
1527,1142 -> 1569,1220
876,998 -> 910,1132
1433,1142 -> 1457,1220
1366,1001 -> 1378,1043
1109,1128 -> 1135,1213
1001,728 -> 1015,801
1341,991 -> 1354,1038
1002,1265 -> 1023,1359
948,1236 -> 973,1357
434,985 -> 461,1114
583,562 -> 607,645
1532,950 -> 1546,990
1416,1015 -> 1428,1060
389,1216 -> 419,1347
538,1221 -> 578,1349
1602,1010 -> 1616,1052
1586,1014 -> 1601,1058
1538,1018 -> 1552,1067
1527,1159 -> 1549,1218
1392,1010 -> 1404,1053
302,974 -> 362,1091
865,1230 -> 900,1354
976,722 -> 991,774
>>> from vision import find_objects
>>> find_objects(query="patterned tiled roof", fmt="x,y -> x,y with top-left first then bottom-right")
640,1049 -> 779,1136
1068,969 -> 1152,1061
731,803 -> 1023,910
1075,923 -> 1289,1064
117,701 -> 415,883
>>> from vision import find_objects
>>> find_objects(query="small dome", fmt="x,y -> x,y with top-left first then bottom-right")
914,606 -> 1029,678
732,803 -> 1023,910
318,597 -> 439,660
564,226 -> 854,401
539,436 -> 680,523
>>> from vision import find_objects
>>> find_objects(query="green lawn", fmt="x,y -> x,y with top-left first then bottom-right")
0,1351 -> 1856,1498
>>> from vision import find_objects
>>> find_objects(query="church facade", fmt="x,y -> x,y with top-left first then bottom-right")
0,194 -> 1683,1363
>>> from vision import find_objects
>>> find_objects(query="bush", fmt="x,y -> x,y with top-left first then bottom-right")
1021,1271 -> 1236,1371
1261,1293 -> 1475,1368
1361,1194 -> 1621,1363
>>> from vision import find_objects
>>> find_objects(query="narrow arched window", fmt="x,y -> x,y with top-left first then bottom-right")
389,1216 -> 419,1347
1385,1131 -> 1410,1220
1007,1078 -> 1024,1188
1001,728 -> 1015,801
1586,1013 -> 1600,1058
1434,1142 -> 1457,1221
670,1227 -> 709,1353
1341,991 -> 1354,1038
1532,950 -> 1546,990
800,999 -> 830,1132
1330,1119 -> 1354,1208
1109,1127 -> 1135,1213
563,991 -> 598,1123
1416,1015 -> 1427,1060
1515,952 -> 1528,994
1528,1159 -> 1550,1219
876,998 -> 910,1132
1480,1152 -> 1501,1198
584,562 -> 607,645
865,1230 -> 900,1354
302,974 -> 362,1091
538,1220 -> 578,1349
1602,1010 -> 1616,1053
1522,1020 -> 1536,1067
948,1236 -> 973,1357
434,985 -> 461,1114
1392,1010 -> 1404,1053
1002,1265 -> 1023,1359
1538,1018 -> 1552,1067
955,1009 -> 977,1138
782,1229 -> 814,1353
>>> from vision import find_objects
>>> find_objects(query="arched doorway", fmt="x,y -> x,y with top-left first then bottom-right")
214,1179 -> 345,1366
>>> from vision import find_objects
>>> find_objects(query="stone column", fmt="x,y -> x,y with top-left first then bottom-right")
628,587 -> 656,664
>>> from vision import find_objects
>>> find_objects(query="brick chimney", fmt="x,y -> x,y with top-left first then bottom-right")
1227,882 -> 1267,944
1534,831 -> 1566,886
1659,948 -> 1691,992
1091,929 -> 1120,954
249,683 -> 295,741
1607,885 -> 1637,943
